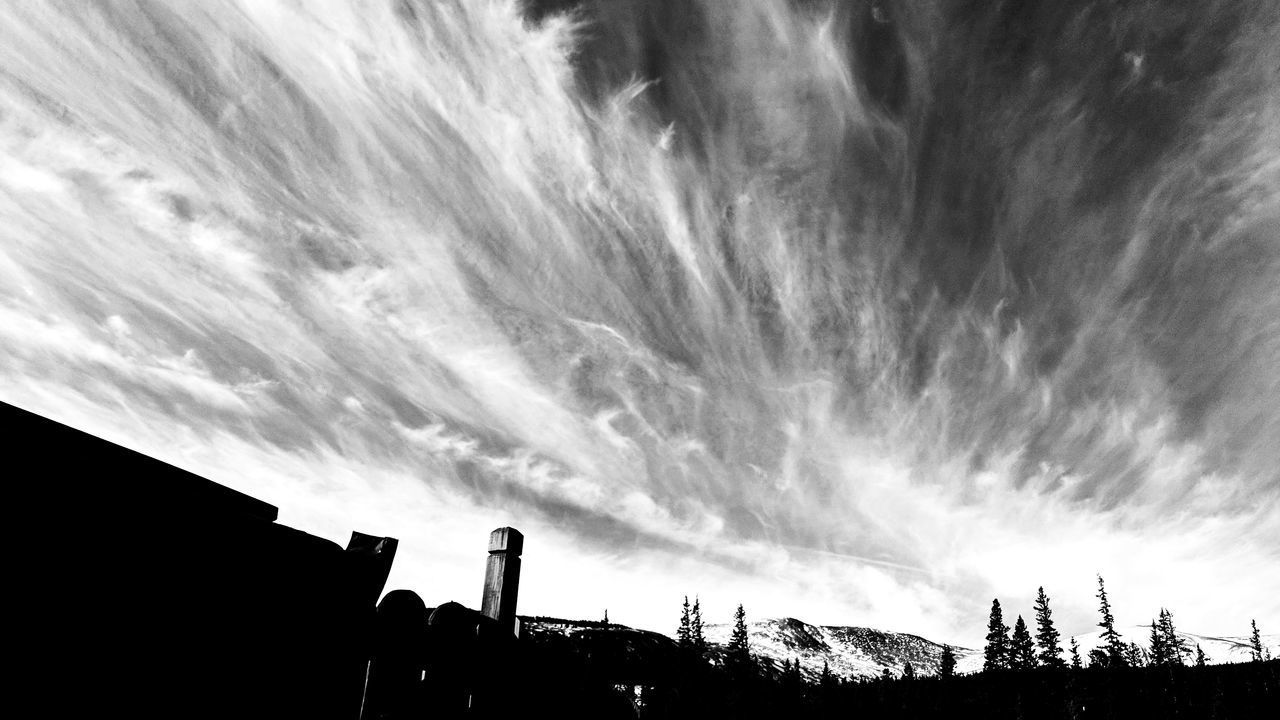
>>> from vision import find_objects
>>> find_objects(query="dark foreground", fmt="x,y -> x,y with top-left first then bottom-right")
638,657 -> 1279,720
9,400 -> 1275,719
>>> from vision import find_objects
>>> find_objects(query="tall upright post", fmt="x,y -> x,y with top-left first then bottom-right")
360,590 -> 427,720
480,527 -> 523,637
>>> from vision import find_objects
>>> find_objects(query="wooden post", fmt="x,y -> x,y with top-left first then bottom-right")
480,527 -> 523,637
424,602 -> 480,715
360,590 -> 427,720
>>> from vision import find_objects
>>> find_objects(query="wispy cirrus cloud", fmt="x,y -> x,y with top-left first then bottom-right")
1,0 -> 1277,645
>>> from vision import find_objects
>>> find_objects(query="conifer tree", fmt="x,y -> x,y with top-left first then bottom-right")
1157,608 -> 1188,665
691,596 -> 706,655
1124,641 -> 1147,668
727,603 -> 752,671
1034,586 -> 1066,668
1195,644 -> 1206,667
1095,575 -> 1127,667
984,598 -> 1011,671
821,659 -> 833,688
603,609 -> 608,624
783,657 -> 803,693
677,596 -> 692,648
940,645 -> 957,678
1069,637 -> 1082,669
1010,615 -> 1036,670
1249,619 -> 1263,662
902,661 -> 915,679
1149,619 -> 1170,667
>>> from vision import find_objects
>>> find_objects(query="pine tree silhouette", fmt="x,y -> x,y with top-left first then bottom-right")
782,657 -> 803,694
677,596 -> 692,649
1095,575 -> 1127,668
1124,641 -> 1146,668
1033,586 -> 1066,668
1149,619 -> 1170,667
940,645 -> 957,678
727,603 -> 752,672
902,660 -> 915,679
983,598 -> 1011,671
1249,619 -> 1263,662
1157,608 -> 1188,665
1010,615 -> 1036,670
691,596 -> 706,655
1070,637 -> 1082,669
1195,643 -> 1207,667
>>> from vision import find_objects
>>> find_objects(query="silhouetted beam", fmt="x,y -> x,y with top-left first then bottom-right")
1,400 -> 278,522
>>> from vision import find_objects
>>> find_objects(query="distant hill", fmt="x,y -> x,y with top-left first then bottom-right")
519,615 -> 982,680
1070,626 -> 1278,666
703,617 -> 983,679
520,615 -> 682,685
521,615 -> 1277,682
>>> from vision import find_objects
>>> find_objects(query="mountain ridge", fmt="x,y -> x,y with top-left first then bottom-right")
522,615 -> 1278,681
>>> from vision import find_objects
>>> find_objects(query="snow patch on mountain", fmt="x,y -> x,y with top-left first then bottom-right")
703,617 -> 982,680
521,615 -> 1276,682
1069,626 -> 1278,666
705,619 -> 1278,680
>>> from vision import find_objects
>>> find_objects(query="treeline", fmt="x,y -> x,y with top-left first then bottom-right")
982,575 -> 1273,672
636,587 -> 1276,719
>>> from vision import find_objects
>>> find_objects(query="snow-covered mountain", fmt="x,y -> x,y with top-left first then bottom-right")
520,615 -> 974,680
523,615 -> 1278,683
704,617 -> 981,680
520,616 -> 681,683
1070,626 -> 1278,666
708,619 -> 1279,680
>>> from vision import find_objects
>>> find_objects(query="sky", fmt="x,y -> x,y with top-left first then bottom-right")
1,0 -> 1277,648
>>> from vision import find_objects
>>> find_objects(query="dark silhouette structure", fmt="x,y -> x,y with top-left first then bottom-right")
18,398 -> 1272,719
9,400 -> 397,718
6,401 -> 631,719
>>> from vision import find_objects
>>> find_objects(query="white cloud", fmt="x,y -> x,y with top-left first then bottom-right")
1,0 -> 1276,650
